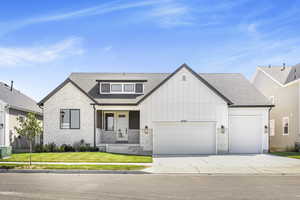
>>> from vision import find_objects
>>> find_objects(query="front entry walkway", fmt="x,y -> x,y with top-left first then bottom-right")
144,154 -> 300,174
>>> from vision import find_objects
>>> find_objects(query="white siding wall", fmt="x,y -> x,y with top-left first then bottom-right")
43,82 -> 94,146
139,67 -> 229,152
229,107 -> 269,152
0,100 -> 9,147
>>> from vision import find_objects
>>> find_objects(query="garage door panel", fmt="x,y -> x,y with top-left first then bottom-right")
154,122 -> 216,155
229,115 -> 262,154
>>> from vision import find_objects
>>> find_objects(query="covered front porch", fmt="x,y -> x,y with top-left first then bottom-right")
94,108 -> 152,155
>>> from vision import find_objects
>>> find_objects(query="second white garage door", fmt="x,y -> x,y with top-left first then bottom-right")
153,122 -> 216,155
229,115 -> 263,154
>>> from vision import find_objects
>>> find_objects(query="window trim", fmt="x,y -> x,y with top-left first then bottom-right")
60,109 -> 80,130
282,116 -> 289,135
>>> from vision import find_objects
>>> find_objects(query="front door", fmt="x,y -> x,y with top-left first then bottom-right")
116,112 -> 129,141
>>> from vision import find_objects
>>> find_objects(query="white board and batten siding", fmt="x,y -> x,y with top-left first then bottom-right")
139,67 -> 229,153
228,108 -> 269,153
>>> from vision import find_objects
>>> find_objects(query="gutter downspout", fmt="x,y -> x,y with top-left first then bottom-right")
93,104 -> 96,148
38,104 -> 44,145
4,104 -> 10,147
268,107 -> 273,153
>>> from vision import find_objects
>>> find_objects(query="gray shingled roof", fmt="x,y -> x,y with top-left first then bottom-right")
259,66 -> 292,85
67,70 -> 271,107
0,82 -> 42,114
200,73 -> 271,106
286,63 -> 300,84
259,64 -> 300,85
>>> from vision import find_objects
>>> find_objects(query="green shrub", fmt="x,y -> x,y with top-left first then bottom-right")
33,140 -> 98,153
34,144 -> 44,153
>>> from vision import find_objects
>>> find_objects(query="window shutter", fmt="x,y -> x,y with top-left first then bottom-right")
129,111 -> 140,129
97,110 -> 102,129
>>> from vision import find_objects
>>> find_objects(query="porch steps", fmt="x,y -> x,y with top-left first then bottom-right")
98,144 -> 151,155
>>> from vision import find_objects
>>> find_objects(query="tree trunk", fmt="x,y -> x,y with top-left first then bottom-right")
29,140 -> 32,166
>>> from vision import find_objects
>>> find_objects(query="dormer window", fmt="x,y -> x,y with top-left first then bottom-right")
111,84 -> 122,93
124,84 -> 135,92
100,82 -> 144,94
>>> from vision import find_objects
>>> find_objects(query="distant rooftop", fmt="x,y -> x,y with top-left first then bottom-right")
259,63 -> 300,85
0,82 -> 42,114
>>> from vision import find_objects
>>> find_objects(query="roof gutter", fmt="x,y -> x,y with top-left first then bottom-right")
229,105 -> 275,108
6,104 -> 43,116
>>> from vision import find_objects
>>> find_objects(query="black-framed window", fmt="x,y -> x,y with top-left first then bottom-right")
135,83 -> 143,93
60,109 -> 80,129
101,83 -> 110,93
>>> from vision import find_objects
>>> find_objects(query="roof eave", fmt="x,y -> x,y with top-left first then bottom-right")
229,104 -> 275,108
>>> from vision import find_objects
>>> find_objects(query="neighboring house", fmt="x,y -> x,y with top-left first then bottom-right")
38,64 -> 272,155
0,81 -> 42,155
252,64 -> 300,151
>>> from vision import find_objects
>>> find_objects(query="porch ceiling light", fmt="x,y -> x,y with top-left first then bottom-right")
144,126 -> 149,135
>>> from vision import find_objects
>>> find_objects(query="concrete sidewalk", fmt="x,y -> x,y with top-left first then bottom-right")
0,161 -> 152,166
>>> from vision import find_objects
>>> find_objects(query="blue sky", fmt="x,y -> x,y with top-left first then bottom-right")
1,0 -> 300,101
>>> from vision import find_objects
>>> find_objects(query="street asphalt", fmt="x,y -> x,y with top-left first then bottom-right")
0,174 -> 300,199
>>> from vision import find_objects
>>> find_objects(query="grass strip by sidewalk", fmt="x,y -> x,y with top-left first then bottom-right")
270,152 -> 300,159
0,152 -> 152,163
0,163 -> 147,170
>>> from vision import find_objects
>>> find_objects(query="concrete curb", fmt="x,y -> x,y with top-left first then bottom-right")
0,162 -> 152,166
1,169 -> 300,176
0,169 -> 150,174
148,172 -> 300,176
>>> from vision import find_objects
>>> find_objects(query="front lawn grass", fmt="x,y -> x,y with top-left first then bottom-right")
0,152 -> 152,163
270,152 -> 300,159
0,163 -> 147,170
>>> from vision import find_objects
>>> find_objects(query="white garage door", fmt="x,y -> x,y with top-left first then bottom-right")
229,115 -> 262,154
153,122 -> 216,155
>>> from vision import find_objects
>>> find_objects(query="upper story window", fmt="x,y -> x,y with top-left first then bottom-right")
111,84 -> 122,93
100,83 -> 144,94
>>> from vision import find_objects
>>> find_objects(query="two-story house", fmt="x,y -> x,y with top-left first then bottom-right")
253,64 -> 300,151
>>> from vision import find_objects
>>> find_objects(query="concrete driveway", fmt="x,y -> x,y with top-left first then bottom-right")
144,154 -> 300,174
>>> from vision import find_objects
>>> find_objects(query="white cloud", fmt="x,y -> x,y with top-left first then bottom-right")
147,1 -> 193,27
0,37 -> 84,67
103,46 -> 113,52
0,0 -> 198,36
